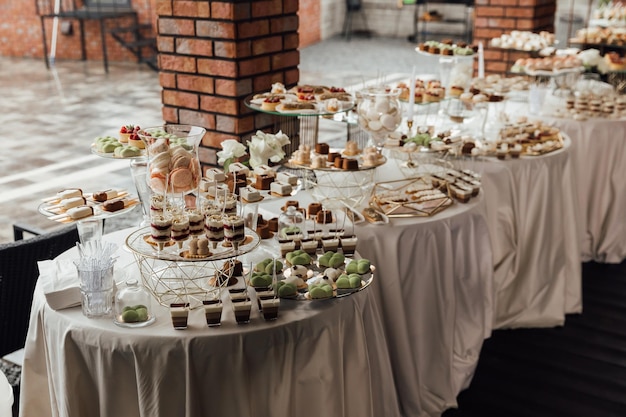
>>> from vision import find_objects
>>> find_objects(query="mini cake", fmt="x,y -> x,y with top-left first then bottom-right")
342,158 -> 359,170
276,171 -> 298,186
255,174 -> 274,190
307,202 -> 323,219
333,156 -> 344,169
449,85 -> 464,97
310,155 -> 326,168
315,143 -> 330,155
343,141 -> 360,156
261,95 -> 281,111
316,209 -> 333,224
240,185 -> 262,202
253,164 -> 275,177
270,181 -> 293,196
206,167 -> 226,183
327,152 -> 340,163
452,185 -> 472,203
227,175 -> 247,195
228,161 -> 250,177
128,133 -> 145,149
268,217 -> 279,232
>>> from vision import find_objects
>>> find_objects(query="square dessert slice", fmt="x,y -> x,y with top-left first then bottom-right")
240,185 -> 262,202
276,171 -> 298,186
228,161 -> 250,177
270,181 -> 293,196
206,167 -> 226,182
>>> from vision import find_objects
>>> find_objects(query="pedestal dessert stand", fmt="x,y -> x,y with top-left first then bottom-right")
244,95 -> 354,157
125,226 -> 260,309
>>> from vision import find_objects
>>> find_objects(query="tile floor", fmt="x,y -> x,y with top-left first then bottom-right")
0,36 -> 433,244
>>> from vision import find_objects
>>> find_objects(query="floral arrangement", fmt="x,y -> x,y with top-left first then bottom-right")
247,130 -> 291,169
217,139 -> 247,173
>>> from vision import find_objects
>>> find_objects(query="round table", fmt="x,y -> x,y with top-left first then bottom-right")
548,115 -> 626,263
257,182 -> 495,417
456,135 -> 582,329
19,230 -> 400,417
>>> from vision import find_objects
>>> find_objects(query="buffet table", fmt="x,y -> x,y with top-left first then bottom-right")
456,136 -> 582,329
258,183 -> 494,417
19,230 -> 401,417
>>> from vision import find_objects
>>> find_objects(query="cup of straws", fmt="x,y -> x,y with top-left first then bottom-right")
74,241 -> 118,318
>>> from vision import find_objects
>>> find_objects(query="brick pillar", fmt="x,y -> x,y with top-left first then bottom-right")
155,0 -> 300,170
473,0 -> 556,75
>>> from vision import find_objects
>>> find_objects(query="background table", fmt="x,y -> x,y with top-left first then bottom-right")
456,137 -> 582,329
548,116 -> 626,263
20,230 -> 400,417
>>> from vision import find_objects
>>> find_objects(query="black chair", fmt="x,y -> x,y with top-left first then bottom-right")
343,0 -> 369,41
1,224 -> 79,356
0,224 -> 79,417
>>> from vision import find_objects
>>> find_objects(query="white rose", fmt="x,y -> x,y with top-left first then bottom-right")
217,139 -> 246,165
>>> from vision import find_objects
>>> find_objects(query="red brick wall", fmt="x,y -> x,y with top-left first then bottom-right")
474,0 -> 556,74
0,0 -> 157,61
156,0 -> 300,169
298,0 -> 321,47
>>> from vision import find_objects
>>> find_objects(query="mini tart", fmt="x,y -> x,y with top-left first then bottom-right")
128,135 -> 145,149
261,96 -> 281,111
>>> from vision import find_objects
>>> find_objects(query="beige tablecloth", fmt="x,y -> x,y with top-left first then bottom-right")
457,137 -> 582,329
20,230 -> 401,417
548,116 -> 626,263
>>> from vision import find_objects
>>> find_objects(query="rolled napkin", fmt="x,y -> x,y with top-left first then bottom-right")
39,259 -> 82,310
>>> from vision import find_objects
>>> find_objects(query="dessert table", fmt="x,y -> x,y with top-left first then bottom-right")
455,136 -> 582,329
19,229 -> 401,417
259,183 -> 495,417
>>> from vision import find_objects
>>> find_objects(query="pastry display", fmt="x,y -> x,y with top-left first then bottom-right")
416,40 -> 476,56
141,130 -> 200,194
511,55 -> 583,74
249,85 -> 354,114
490,30 -> 555,52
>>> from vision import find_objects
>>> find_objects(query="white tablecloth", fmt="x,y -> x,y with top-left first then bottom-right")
457,137 -> 582,329
20,230 -> 401,417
